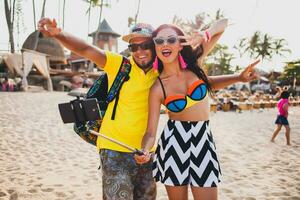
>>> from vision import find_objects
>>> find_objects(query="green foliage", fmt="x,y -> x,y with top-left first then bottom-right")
280,60 -> 300,85
235,31 -> 291,61
84,0 -> 111,12
84,0 -> 112,33
172,9 -> 225,33
205,44 -> 235,75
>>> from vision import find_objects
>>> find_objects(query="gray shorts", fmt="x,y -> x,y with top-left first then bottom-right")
100,149 -> 156,200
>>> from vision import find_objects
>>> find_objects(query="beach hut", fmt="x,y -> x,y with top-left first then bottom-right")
22,30 -> 66,64
2,49 -> 53,91
20,30 -> 70,91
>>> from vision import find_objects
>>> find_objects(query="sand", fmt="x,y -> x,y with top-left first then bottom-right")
0,92 -> 299,200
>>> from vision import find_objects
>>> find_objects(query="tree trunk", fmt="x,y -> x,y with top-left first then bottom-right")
87,1 -> 92,39
32,0 -> 36,30
62,0 -> 66,29
98,0 -> 103,27
134,0 -> 141,24
32,0 -> 47,51
4,0 -> 16,53
41,0 -> 47,19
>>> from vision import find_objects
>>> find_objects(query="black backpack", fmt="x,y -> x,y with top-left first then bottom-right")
73,57 -> 131,146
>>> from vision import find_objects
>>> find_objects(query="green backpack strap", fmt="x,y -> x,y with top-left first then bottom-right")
73,57 -> 131,146
106,57 -> 131,120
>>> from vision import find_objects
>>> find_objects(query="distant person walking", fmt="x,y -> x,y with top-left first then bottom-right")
271,91 -> 291,145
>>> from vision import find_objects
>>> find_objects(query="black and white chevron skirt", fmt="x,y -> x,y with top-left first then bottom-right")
153,119 -> 221,187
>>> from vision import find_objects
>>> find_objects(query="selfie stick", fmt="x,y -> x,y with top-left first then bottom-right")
89,130 -> 144,155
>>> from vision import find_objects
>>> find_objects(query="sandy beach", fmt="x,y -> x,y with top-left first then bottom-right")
0,92 -> 299,200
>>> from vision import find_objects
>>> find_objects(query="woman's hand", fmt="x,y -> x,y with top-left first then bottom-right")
38,18 -> 62,37
179,31 -> 207,49
134,150 -> 151,164
238,60 -> 260,82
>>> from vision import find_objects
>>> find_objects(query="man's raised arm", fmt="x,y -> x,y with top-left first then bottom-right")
38,18 -> 107,68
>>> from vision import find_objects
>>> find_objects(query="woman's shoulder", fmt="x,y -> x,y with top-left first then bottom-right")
151,78 -> 163,92
150,78 -> 166,99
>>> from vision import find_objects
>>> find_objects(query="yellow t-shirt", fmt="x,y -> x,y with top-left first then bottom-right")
97,51 -> 158,152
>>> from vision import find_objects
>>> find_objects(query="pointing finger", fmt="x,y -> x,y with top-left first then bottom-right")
248,59 -> 260,69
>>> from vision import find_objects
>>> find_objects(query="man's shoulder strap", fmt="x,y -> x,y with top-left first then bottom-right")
106,56 -> 131,102
107,56 -> 131,119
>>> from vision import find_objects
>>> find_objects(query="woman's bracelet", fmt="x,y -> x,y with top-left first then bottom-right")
204,30 -> 211,42
198,30 -> 211,43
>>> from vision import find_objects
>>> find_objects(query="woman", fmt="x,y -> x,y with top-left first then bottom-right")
271,91 -> 291,145
135,24 -> 259,200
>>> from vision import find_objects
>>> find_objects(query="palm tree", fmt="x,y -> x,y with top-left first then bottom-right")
84,0 -> 110,33
127,0 -> 142,27
205,44 -> 235,75
280,60 -> 300,88
134,0 -> 141,24
4,0 -> 17,52
236,31 -> 291,62
273,39 -> 291,57
4,0 -> 25,52
62,0 -> 66,29
41,0 -> 47,18
32,0 -> 47,51
32,0 -> 37,30
234,31 -> 260,59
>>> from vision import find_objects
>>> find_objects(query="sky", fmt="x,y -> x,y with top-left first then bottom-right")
1,0 -> 299,72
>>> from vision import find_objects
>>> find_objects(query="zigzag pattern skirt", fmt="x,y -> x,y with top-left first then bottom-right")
153,120 -> 221,187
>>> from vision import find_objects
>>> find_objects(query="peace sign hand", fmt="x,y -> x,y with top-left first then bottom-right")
179,31 -> 206,49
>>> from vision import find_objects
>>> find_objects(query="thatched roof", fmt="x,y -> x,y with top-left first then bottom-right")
22,30 -> 66,63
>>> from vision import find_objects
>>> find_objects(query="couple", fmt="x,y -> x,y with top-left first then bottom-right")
38,18 -> 258,200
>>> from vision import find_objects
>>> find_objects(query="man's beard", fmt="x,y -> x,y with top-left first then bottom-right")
134,57 -> 154,71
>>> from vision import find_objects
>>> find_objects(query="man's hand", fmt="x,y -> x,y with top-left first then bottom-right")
238,60 -> 260,82
134,150 -> 151,164
38,18 -> 62,37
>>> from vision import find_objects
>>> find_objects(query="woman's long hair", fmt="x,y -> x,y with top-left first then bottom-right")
152,24 -> 211,91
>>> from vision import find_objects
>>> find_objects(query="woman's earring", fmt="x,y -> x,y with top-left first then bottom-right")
153,56 -> 159,71
179,53 -> 187,69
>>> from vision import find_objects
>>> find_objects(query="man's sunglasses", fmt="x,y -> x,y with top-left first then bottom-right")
153,36 -> 179,46
128,42 -> 153,52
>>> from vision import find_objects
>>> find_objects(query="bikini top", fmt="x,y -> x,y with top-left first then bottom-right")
157,76 -> 208,113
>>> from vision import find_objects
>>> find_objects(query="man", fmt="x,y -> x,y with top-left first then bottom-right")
39,19 -> 158,200
38,18 -> 257,200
